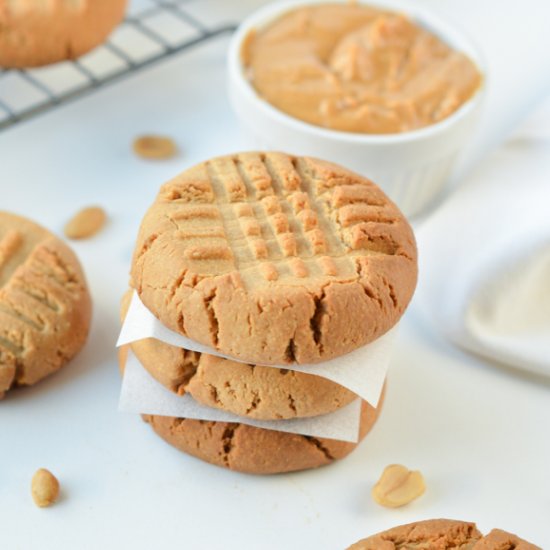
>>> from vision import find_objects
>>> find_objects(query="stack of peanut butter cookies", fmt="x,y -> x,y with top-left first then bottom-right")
120,152 -> 418,474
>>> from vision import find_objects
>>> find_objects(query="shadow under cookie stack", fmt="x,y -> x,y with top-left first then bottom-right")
118,152 -> 417,474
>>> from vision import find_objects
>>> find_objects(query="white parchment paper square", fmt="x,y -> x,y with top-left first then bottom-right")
117,292 -> 393,407
120,350 -> 363,442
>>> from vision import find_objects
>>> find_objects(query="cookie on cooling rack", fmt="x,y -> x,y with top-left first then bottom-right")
0,0 -> 127,68
0,211 -> 91,398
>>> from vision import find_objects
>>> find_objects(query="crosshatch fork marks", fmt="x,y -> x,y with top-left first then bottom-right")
0,303 -> 45,331
164,153 -> 404,290
135,153 -> 418,365
0,333 -> 24,356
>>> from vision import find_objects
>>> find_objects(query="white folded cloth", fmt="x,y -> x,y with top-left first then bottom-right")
416,97 -> 550,376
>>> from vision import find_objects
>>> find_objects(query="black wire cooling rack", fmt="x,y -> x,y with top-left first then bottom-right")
0,0 -> 237,130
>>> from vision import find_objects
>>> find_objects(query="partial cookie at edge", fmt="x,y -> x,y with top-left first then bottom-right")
473,528 -> 541,550
0,211 -> 91,398
347,520 -> 542,550
347,519 -> 483,550
0,0 -> 127,68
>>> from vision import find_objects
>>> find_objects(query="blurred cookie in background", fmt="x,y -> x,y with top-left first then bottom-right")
0,0 -> 128,68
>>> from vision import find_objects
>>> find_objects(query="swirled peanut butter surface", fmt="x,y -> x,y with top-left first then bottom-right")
243,3 -> 482,134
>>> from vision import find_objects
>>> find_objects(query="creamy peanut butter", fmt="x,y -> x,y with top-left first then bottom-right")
243,3 -> 482,134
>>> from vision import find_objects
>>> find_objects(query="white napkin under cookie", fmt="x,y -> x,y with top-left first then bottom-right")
416,97 -> 550,376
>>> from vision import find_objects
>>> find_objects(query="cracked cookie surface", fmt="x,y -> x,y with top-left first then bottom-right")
347,520 -> 541,550
119,345 -> 383,474
131,152 -> 417,365
0,211 -> 91,398
348,519 -> 483,550
473,529 -> 541,550
121,290 -> 356,420
0,0 -> 127,68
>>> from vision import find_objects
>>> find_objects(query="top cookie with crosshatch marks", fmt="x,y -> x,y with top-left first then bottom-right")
131,152 -> 417,365
0,212 -> 92,398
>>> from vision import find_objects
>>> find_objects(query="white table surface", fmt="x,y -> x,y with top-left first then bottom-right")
1,1 -> 549,548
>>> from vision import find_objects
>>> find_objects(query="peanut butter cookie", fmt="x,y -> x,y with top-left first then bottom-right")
347,519 -> 483,549
0,211 -> 91,398
347,519 -> 541,550
131,152 -> 417,365
0,0 -> 127,68
119,345 -> 383,474
121,290 -> 356,420
474,528 -> 540,549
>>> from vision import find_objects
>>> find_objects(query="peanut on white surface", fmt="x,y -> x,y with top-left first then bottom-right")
372,464 -> 425,508
31,468 -> 60,508
132,135 -> 177,160
64,206 -> 106,239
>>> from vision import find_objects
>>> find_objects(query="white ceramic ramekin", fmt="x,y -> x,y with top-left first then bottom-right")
228,0 -> 486,217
